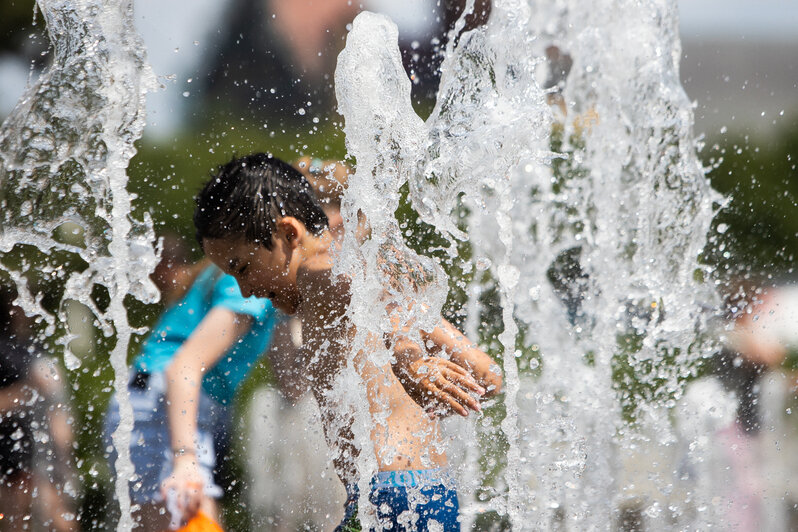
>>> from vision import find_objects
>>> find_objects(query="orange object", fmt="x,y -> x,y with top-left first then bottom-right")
175,511 -> 224,532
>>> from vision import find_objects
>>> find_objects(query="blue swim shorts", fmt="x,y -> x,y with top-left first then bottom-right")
337,468 -> 460,531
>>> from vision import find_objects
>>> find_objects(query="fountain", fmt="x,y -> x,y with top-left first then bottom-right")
334,1 -> 720,530
0,0 -> 730,530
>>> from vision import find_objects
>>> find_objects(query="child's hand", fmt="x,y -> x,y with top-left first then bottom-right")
160,454 -> 204,526
452,346 -> 503,397
400,356 -> 486,417
420,319 -> 503,398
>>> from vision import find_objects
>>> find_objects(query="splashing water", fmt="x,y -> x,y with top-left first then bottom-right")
0,1 -> 158,530
336,0 -> 721,529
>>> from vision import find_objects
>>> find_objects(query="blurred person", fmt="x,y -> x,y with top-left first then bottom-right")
202,1 -> 490,127
103,234 -> 280,531
706,279 -> 798,530
150,232 -> 199,307
543,45 -> 572,115
0,285 -> 78,532
722,281 -> 797,369
295,157 -> 348,237
203,0 -> 358,127
150,233 -> 245,497
715,279 -> 791,435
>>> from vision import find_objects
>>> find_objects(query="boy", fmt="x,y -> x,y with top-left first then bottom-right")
194,153 -> 501,530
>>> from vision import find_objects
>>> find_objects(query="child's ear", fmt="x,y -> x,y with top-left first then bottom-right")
278,217 -> 304,248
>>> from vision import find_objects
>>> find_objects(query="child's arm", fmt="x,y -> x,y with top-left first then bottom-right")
392,337 -> 486,417
388,306 -> 500,416
162,307 -> 252,522
421,318 -> 503,396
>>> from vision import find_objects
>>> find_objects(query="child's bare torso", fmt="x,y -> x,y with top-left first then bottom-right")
296,254 -> 447,484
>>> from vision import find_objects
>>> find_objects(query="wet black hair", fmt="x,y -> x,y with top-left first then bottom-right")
194,153 -> 329,249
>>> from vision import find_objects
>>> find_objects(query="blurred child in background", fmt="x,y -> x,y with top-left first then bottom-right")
104,234 -> 280,531
0,285 -> 78,532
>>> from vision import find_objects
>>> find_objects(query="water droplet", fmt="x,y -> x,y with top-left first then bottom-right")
476,257 -> 491,271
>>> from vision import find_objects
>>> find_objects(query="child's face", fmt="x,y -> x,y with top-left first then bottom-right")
203,235 -> 300,314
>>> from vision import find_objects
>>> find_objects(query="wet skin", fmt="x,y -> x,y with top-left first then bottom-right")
203,223 -> 447,482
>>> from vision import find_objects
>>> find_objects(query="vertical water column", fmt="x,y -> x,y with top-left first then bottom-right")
335,12 -> 448,529
334,0 -> 719,528
418,0 -> 719,527
336,3 -> 556,527
415,0 -> 555,525
522,0 -> 721,527
0,1 -> 158,530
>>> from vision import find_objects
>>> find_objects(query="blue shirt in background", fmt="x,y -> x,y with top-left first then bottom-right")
133,266 -> 278,404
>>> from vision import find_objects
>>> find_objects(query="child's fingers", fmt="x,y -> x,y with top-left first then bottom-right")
186,495 -> 201,519
439,359 -> 470,376
429,382 -> 469,417
445,369 -> 485,396
443,396 -> 469,417
182,483 -> 202,520
437,380 -> 480,414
